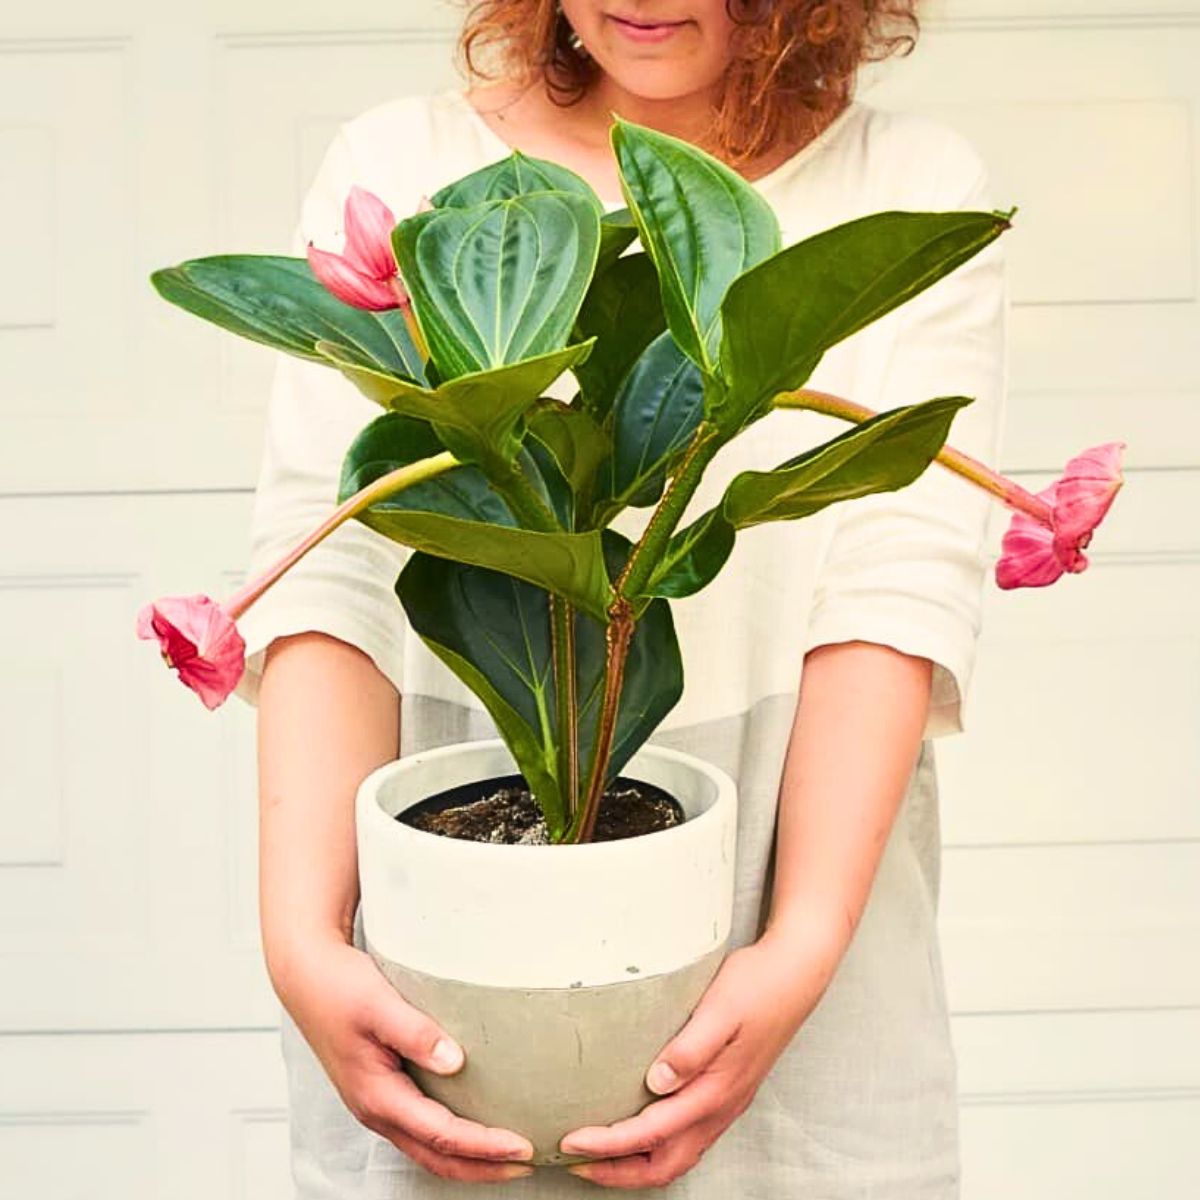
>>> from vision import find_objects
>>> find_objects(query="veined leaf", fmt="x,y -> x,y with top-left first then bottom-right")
596,330 -> 704,516
393,192 -> 601,380
396,541 -> 682,835
150,254 -> 427,382
641,396 -> 972,599
317,340 -> 594,465
715,209 -> 1010,436
611,118 -> 780,373
432,150 -> 604,216
572,253 -> 666,423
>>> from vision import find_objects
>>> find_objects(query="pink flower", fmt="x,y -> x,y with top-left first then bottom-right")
996,441 -> 1125,589
306,184 -> 407,311
136,594 -> 245,710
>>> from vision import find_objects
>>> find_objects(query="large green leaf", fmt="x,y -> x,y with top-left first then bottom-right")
392,193 -> 601,380
572,253 -> 666,422
395,542 -> 682,836
317,340 -> 594,465
611,118 -> 781,373
641,396 -> 972,599
359,508 -> 612,621
338,408 -> 612,615
397,553 -> 567,834
338,412 -> 514,524
432,150 -> 604,216
715,209 -> 1011,436
595,330 -> 704,517
150,254 -> 427,382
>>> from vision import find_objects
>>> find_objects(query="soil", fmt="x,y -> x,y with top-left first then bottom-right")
397,774 -> 685,845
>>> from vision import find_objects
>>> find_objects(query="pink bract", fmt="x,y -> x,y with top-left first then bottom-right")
995,441 -> 1126,590
306,184 -> 409,312
136,594 -> 245,710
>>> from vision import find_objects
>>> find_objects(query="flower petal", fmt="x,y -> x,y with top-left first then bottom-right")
1054,441 -> 1126,546
342,184 -> 399,280
136,594 -> 246,710
996,504 -> 1067,590
306,243 -> 399,311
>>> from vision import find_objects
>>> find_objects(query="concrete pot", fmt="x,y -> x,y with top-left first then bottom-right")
355,738 -> 737,1166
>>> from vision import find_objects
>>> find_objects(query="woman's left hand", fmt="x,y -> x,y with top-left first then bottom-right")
558,917 -> 846,1189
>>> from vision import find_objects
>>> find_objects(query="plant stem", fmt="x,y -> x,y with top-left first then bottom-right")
223,450 -> 458,620
563,423 -> 724,844
564,597 -> 634,844
774,387 -> 1054,525
389,277 -> 430,362
485,456 -> 581,838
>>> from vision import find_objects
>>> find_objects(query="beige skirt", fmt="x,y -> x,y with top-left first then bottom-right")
278,692 -> 960,1198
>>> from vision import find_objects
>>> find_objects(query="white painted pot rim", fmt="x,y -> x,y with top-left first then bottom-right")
356,738 -> 738,989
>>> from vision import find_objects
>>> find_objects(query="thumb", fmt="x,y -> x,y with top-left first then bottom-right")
364,986 -> 465,1077
645,991 -> 739,1096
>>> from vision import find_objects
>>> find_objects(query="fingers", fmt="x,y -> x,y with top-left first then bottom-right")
372,1070 -> 534,1162
383,1123 -> 535,1184
566,1117 -> 723,1190
559,1077 -> 723,1160
359,988 -> 465,1077
645,992 -> 741,1095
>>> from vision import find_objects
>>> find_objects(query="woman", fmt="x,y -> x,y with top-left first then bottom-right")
237,1 -> 1006,1195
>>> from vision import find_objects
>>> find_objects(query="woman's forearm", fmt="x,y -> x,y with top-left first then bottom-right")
256,631 -> 400,995
761,640 -> 933,961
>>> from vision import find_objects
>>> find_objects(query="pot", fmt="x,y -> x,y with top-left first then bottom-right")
355,737 -> 737,1165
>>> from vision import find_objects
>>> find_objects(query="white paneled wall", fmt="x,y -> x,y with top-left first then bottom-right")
1,1 -> 1196,1195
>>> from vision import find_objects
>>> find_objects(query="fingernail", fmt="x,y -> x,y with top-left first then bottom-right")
647,1060 -> 678,1093
430,1038 -> 463,1072
503,1140 -> 534,1161
566,1164 -> 594,1180
558,1137 -> 585,1155
500,1164 -> 535,1179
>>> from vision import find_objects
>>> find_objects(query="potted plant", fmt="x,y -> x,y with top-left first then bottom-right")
137,117 -> 1125,1165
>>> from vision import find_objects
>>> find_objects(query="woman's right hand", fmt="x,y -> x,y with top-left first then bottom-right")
269,930 -> 536,1183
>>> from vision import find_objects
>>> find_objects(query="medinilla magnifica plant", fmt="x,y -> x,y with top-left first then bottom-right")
138,117 -> 1125,844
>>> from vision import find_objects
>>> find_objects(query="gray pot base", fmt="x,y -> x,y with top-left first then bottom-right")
365,937 -> 728,1166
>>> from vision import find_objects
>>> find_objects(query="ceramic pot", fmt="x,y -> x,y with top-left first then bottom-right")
355,737 -> 737,1165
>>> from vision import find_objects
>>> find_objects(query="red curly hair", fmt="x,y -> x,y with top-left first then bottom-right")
455,1 -> 921,169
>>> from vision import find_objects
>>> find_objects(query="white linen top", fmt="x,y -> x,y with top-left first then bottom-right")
230,87 -> 1008,1198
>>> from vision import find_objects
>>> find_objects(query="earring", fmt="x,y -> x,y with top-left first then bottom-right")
555,1 -> 589,56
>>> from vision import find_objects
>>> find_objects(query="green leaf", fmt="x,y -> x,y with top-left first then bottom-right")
724,396 -> 973,526
596,207 -> 640,276
397,553 -> 567,835
316,340 -> 594,465
640,396 -> 972,599
611,119 -> 780,373
524,399 -> 610,503
716,209 -> 1010,436
572,253 -> 666,423
396,542 -> 682,834
392,193 -> 602,380
357,503 -> 613,621
338,411 -> 515,525
150,254 -> 428,382
597,330 -> 704,515
641,508 -> 736,600
432,149 -> 604,217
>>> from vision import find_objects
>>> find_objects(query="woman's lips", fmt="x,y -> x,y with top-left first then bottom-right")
608,14 -> 688,43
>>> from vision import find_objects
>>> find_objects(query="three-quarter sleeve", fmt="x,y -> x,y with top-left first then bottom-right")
798,133 -> 1009,738
231,125 -> 412,708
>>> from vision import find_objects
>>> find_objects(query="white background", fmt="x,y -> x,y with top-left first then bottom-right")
1,0 -> 1197,1195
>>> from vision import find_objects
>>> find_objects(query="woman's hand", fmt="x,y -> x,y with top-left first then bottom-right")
270,930 -> 536,1184
558,917 -> 844,1189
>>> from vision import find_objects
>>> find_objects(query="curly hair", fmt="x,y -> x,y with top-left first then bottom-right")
455,1 -> 921,169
